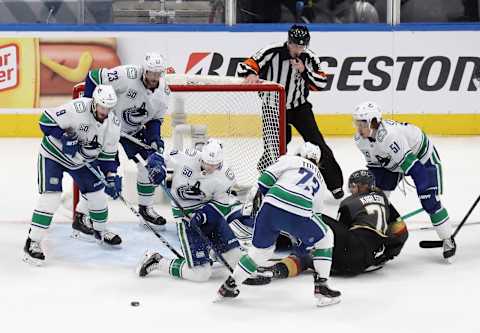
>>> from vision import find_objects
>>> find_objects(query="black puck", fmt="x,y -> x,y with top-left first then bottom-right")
130,301 -> 140,307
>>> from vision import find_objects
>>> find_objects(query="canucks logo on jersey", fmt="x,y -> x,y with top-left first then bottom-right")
176,181 -> 206,201
122,102 -> 148,127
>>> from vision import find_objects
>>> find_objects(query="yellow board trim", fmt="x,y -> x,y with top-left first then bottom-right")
1,113 -> 480,137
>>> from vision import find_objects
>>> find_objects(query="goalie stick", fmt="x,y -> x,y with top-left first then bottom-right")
419,194 -> 480,248
83,161 -> 184,259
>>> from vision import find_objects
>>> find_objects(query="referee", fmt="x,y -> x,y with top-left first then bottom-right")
238,24 -> 344,199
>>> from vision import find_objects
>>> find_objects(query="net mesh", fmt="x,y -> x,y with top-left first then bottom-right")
167,75 -> 285,187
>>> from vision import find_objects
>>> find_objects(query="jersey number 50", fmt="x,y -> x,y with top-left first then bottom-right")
295,167 -> 320,196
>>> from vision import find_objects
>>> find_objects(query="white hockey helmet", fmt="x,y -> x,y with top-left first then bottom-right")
200,138 -> 224,166
352,101 -> 382,126
143,52 -> 166,73
300,142 -> 321,163
92,85 -> 117,109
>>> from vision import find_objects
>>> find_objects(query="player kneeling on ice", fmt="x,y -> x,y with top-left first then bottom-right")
217,142 -> 341,307
24,85 -> 122,266
74,52 -> 171,234
353,102 -> 455,262
136,139 -> 266,284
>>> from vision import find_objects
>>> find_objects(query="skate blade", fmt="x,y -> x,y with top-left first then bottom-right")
316,296 -> 341,307
95,239 -> 122,248
23,254 -> 44,267
71,230 -> 96,243
139,220 -> 166,232
444,255 -> 456,264
212,293 -> 229,303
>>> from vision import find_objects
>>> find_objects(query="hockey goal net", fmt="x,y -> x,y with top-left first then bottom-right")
72,75 -> 286,213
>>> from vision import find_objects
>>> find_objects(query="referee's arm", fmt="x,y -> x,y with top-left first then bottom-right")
237,45 -> 277,81
300,50 -> 328,91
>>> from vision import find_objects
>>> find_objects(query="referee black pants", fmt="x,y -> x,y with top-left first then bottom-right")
286,102 -> 343,193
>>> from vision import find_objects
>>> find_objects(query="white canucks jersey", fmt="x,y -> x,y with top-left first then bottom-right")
88,65 -> 169,134
165,148 -> 236,218
38,97 -> 121,170
258,155 -> 325,217
355,120 -> 433,174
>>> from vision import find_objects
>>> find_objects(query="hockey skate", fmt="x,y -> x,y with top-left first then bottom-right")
215,276 -> 240,302
139,205 -> 166,230
314,273 -> 341,307
443,237 -> 456,263
93,228 -> 122,246
71,212 -> 94,241
23,237 -> 45,266
136,251 -> 162,277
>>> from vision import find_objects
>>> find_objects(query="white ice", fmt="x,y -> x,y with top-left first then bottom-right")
1,137 -> 479,333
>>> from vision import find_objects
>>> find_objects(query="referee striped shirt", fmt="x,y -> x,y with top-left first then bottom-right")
237,42 -> 328,110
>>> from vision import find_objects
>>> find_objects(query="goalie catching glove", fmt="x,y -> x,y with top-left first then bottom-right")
146,152 -> 167,185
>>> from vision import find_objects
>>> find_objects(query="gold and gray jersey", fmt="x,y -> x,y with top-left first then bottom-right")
165,148 -> 236,218
355,120 -> 433,173
38,97 -> 121,170
88,65 -> 169,134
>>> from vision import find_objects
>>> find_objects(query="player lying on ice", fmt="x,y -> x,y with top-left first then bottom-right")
214,142 -> 341,307
72,52 -> 171,237
24,85 -> 122,266
352,101 -> 455,262
228,169 -> 409,279
136,139 -> 268,285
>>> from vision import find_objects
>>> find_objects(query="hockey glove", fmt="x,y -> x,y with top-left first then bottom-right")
146,152 -> 166,185
61,133 -> 79,157
149,138 -> 165,154
104,175 -> 122,199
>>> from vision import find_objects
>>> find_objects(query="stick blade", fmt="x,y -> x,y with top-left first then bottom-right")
419,240 -> 443,248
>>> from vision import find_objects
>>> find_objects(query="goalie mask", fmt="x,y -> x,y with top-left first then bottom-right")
200,138 -> 224,173
92,85 -> 117,123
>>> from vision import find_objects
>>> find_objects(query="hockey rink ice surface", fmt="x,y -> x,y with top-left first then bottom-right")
1,137 -> 480,333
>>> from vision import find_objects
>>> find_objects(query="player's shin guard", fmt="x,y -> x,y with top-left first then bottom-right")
136,162 -> 156,207
25,192 -> 61,264
85,190 -> 121,246
136,162 -> 166,226
29,192 -> 62,241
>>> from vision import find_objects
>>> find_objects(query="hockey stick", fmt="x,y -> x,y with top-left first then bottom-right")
121,132 -> 158,151
419,194 -> 480,248
83,162 -> 183,259
158,183 -> 235,273
401,208 -> 424,220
